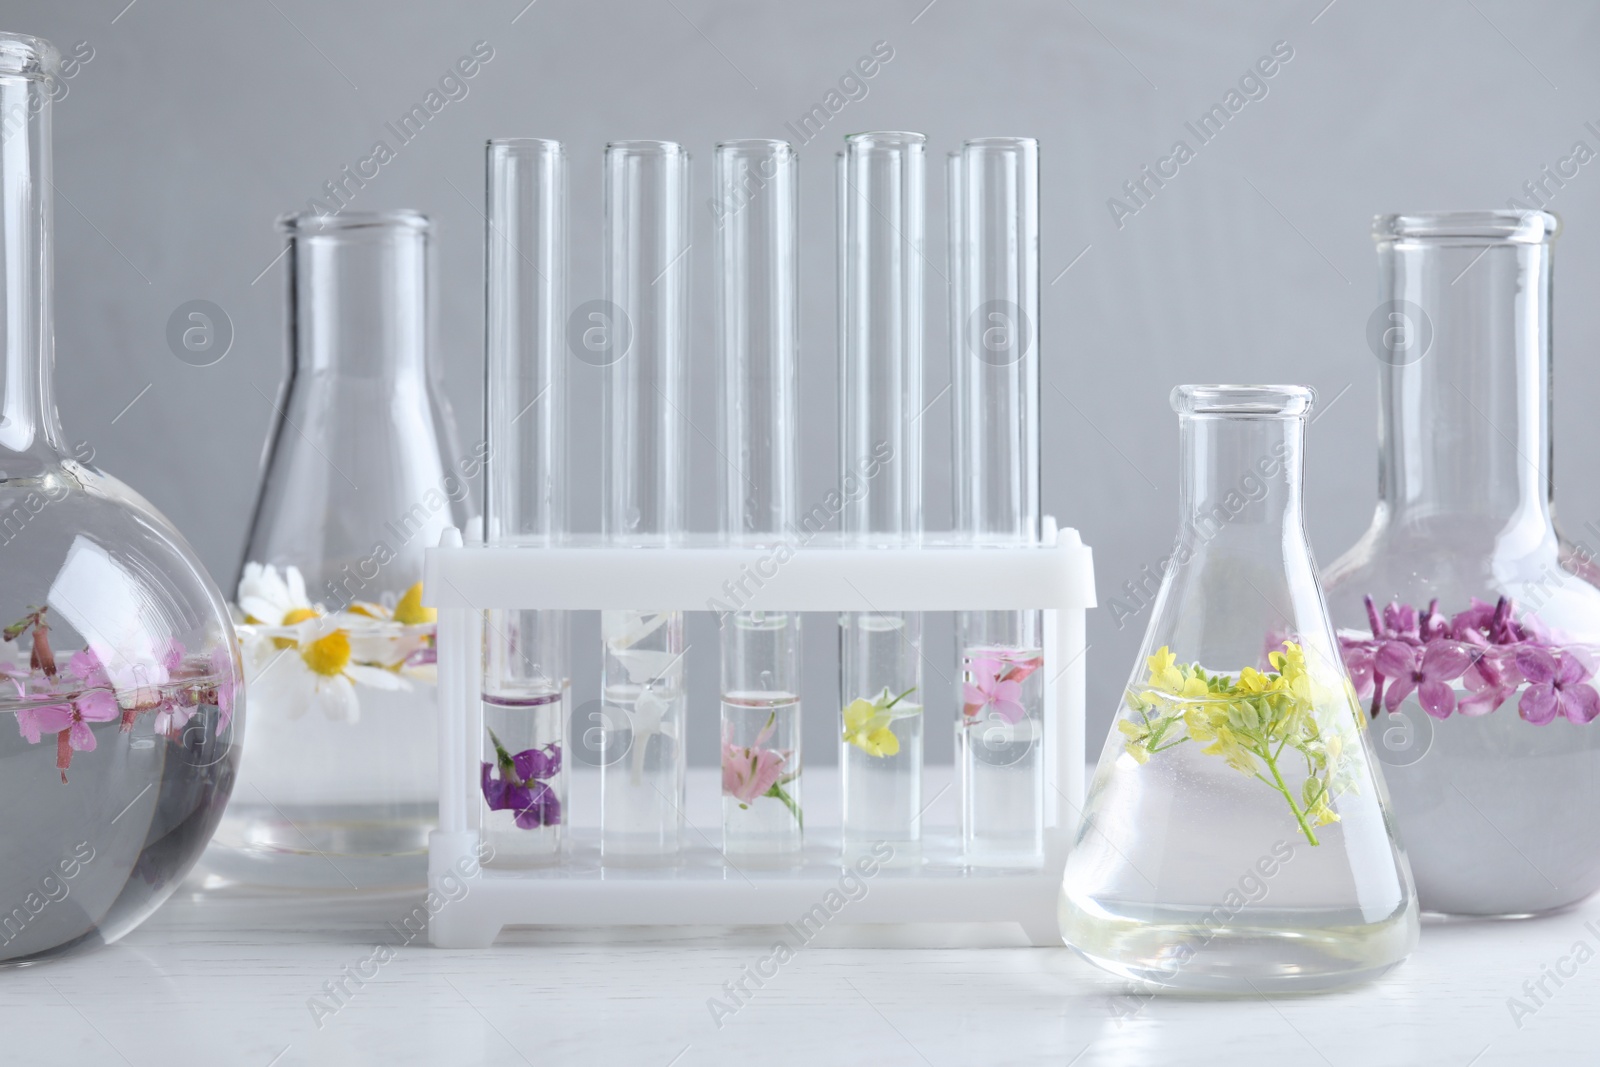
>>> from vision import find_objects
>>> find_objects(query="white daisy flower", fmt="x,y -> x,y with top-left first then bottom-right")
237,562 -> 319,628
247,618 -> 408,724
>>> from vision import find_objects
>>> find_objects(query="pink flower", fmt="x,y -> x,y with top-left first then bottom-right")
210,645 -> 237,734
1375,639 -> 1474,719
67,648 -> 111,688
16,702 -> 74,745
962,652 -> 1043,725
1457,645 -> 1520,716
1340,637 -> 1377,704
1515,647 -> 1600,725
15,687 -> 120,782
721,719 -> 790,806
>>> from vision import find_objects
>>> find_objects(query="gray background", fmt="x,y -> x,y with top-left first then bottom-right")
12,0 -> 1600,760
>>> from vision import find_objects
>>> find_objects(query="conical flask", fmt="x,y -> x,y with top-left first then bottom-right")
205,211 -> 471,890
1060,385 -> 1418,993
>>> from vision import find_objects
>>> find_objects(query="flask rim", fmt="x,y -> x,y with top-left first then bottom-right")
488,137 -> 564,155
1171,384 -> 1315,418
0,32 -> 57,79
844,131 -> 927,150
1374,210 -> 1559,245
277,209 -> 431,236
715,138 -> 796,157
605,139 -> 687,156
961,136 -> 1040,151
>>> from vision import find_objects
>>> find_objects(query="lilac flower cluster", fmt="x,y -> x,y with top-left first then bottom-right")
1339,595 -> 1599,725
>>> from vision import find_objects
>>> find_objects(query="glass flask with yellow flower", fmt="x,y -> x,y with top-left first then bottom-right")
1060,385 -> 1418,993
203,211 -> 472,890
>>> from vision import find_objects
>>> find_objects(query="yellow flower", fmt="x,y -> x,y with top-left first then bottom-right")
301,629 -> 351,677
843,689 -> 904,757
1145,646 -> 1184,691
1144,645 -> 1212,699
1115,718 -> 1153,763
273,606 -> 319,649
392,582 -> 436,625
1236,666 -> 1277,694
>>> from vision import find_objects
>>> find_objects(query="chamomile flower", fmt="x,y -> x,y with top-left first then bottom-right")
237,562 -> 319,629
342,582 -> 437,681
248,618 -> 408,724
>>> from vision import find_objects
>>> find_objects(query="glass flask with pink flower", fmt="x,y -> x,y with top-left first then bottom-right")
1,32 -> 242,966
1325,211 -> 1600,917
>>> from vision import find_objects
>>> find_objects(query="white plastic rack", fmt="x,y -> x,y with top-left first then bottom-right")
423,518 -> 1096,947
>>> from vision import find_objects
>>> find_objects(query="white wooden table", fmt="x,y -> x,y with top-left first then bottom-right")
3,771 -> 1595,1067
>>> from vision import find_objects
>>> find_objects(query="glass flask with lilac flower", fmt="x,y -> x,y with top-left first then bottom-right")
1060,386 -> 1417,993
206,210 -> 470,890
1325,211 -> 1600,917
0,31 -> 242,966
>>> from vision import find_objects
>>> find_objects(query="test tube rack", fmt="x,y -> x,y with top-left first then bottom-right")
423,518 -> 1096,947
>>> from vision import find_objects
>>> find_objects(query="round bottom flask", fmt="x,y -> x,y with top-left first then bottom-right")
1060,386 -> 1418,993
1326,211 -> 1600,918
1,30 -> 242,965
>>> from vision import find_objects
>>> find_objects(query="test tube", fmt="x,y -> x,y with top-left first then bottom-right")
715,140 -> 803,860
952,137 -> 1043,865
600,140 -> 689,862
838,131 -> 925,860
481,139 -> 568,865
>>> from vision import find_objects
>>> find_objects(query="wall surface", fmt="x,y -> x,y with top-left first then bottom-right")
8,0 -> 1600,762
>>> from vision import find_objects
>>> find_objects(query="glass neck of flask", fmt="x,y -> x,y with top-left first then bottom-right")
1177,408 -> 1305,551
0,37 -> 65,469
282,213 -> 431,380
1374,213 -> 1554,534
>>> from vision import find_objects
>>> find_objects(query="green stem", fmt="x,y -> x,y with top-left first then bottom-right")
765,781 -> 803,829
1262,746 -> 1319,847
884,686 -> 917,710
486,727 -> 521,784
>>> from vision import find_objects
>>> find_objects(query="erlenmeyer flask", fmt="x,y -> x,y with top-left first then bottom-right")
205,211 -> 471,890
1060,385 -> 1418,993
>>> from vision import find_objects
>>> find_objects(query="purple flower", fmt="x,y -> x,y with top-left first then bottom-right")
1450,596 -> 1546,647
1514,647 -> 1600,725
1418,599 -> 1451,641
1340,637 -> 1377,704
1342,595 -> 1580,721
1375,639 -> 1474,719
481,728 -> 561,828
1456,645 -> 1517,716
511,743 -> 560,783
